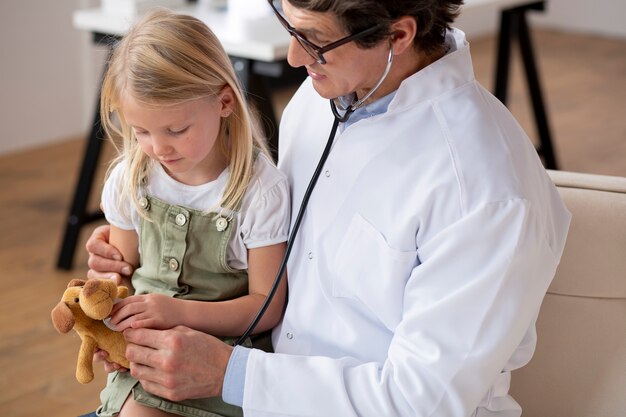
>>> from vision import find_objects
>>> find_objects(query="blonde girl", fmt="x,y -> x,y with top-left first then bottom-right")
94,9 -> 289,417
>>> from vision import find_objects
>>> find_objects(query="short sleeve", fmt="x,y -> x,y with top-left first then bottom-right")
101,162 -> 136,231
239,156 -> 290,249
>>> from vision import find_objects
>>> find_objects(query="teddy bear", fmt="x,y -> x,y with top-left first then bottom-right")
51,278 -> 130,384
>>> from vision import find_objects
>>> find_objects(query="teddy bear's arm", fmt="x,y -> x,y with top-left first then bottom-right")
76,335 -> 97,384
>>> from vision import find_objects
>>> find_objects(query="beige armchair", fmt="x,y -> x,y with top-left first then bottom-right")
509,170 -> 626,416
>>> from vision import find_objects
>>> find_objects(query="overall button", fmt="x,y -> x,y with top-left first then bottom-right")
139,197 -> 149,210
168,258 -> 179,271
175,213 -> 187,226
216,217 -> 228,232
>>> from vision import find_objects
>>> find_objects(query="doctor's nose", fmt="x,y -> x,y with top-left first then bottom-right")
287,37 -> 317,68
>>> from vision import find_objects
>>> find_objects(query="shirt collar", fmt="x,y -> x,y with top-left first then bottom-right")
338,90 -> 397,131
387,28 -> 472,113
337,28 -> 463,130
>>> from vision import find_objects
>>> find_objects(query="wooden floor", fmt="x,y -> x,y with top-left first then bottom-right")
1,29 -> 624,417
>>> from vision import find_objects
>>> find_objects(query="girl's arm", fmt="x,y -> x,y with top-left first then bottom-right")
180,242 -> 288,336
93,224 -> 139,372
109,242 -> 287,336
108,225 -> 139,291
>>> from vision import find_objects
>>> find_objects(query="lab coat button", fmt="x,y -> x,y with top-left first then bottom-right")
308,252 -> 313,259
175,213 -> 187,226
324,170 -> 331,177
286,332 -> 293,340
168,258 -> 179,271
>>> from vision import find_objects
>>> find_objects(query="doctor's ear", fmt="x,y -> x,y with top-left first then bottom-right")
389,16 -> 417,55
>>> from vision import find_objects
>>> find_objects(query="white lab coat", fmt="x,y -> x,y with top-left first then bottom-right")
242,29 -> 571,417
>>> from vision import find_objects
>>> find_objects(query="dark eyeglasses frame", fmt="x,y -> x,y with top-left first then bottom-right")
267,0 -> 382,65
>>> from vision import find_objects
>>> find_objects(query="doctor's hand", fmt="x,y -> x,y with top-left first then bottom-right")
93,347 -> 129,374
124,326 -> 232,402
86,224 -> 134,282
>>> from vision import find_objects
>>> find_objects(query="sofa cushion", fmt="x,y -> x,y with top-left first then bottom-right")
509,170 -> 626,417
548,170 -> 626,298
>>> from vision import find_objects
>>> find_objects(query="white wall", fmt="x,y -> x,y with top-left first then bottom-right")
457,0 -> 626,41
1,0 -> 624,156
0,0 -> 105,156
535,0 -> 626,38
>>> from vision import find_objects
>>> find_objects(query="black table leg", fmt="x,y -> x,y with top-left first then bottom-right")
494,6 -> 513,105
493,1 -> 558,169
231,56 -> 280,161
56,85 -> 106,270
517,8 -> 557,169
57,35 -> 115,270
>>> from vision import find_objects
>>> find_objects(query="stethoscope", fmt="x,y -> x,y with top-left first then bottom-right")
235,44 -> 394,346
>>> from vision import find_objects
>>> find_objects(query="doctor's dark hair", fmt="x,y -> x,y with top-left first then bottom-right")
285,0 -> 464,56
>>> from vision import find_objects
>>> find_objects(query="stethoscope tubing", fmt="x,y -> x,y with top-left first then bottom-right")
234,104 -> 343,345
235,43 -> 392,345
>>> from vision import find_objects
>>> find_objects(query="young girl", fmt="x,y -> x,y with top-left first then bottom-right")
94,9 -> 289,417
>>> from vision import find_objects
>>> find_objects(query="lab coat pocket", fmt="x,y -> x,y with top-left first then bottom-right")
333,214 -> 418,329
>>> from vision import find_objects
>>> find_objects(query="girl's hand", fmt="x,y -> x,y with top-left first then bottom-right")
93,347 -> 128,373
109,294 -> 183,331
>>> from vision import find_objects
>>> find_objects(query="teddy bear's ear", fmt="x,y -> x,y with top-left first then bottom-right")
51,301 -> 75,334
82,278 -> 112,297
68,279 -> 86,288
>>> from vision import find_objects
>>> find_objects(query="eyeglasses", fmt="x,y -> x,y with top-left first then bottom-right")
267,0 -> 382,65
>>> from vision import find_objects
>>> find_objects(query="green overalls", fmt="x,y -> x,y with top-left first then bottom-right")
97,195 -> 271,417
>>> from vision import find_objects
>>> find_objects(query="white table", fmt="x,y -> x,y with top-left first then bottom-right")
58,0 -> 555,269
72,0 -> 542,62
73,5 -> 290,61
73,4 -> 304,143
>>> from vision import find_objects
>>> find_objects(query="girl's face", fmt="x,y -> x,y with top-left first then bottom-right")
122,88 -> 235,185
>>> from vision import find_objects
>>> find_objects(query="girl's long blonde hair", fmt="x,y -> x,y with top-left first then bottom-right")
101,8 -> 270,216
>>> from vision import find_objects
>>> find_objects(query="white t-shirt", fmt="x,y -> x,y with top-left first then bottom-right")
101,152 -> 290,270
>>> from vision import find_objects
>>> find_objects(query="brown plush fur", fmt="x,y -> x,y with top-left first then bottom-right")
51,279 -> 130,384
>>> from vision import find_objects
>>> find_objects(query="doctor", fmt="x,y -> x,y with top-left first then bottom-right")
86,0 -> 571,415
